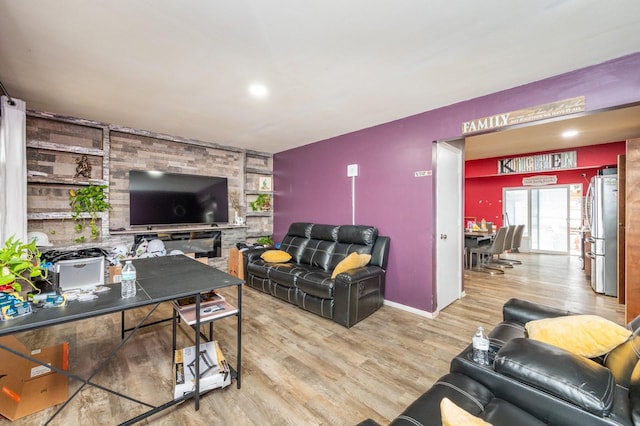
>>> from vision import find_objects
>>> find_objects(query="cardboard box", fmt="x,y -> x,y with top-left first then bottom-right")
109,265 -> 122,283
0,336 -> 69,421
174,340 -> 231,400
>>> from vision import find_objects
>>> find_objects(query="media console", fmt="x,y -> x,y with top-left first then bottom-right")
110,226 -> 247,263
134,230 -> 222,258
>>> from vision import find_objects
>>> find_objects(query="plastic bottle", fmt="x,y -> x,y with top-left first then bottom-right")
472,326 -> 490,365
121,260 -> 137,298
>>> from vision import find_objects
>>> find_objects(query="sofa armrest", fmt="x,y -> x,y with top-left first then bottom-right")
502,298 -> 573,326
241,247 -> 269,278
333,266 -> 385,327
495,338 -> 616,417
334,265 -> 383,282
243,247 -> 269,263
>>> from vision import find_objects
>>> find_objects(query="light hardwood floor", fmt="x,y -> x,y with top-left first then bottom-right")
3,253 -> 624,425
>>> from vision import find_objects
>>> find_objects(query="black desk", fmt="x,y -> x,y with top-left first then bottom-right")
0,255 -> 243,425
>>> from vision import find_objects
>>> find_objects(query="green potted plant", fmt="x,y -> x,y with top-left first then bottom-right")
69,184 -> 112,243
0,236 -> 47,293
250,194 -> 271,212
256,235 -> 274,247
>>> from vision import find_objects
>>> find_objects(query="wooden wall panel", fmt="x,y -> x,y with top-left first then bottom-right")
619,154 -> 626,305
626,140 -> 640,322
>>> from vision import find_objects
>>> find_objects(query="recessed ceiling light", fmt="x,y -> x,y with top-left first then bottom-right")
562,129 -> 579,138
248,83 -> 268,98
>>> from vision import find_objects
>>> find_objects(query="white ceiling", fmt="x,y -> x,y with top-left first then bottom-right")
1,0 -> 640,155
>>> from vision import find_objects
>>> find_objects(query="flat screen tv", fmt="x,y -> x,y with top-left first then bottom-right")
129,170 -> 229,227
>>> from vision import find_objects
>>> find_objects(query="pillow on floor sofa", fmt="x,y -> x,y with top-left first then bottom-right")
525,314 -> 631,358
260,250 -> 292,263
331,252 -> 371,279
440,397 -> 492,426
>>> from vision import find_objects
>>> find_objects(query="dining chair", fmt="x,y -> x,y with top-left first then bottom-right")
498,224 -> 525,265
468,226 -> 508,275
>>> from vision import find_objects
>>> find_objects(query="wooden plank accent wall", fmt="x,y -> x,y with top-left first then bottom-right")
626,139 -> 640,322
25,110 -> 269,269
618,154 -> 626,305
108,131 -> 244,230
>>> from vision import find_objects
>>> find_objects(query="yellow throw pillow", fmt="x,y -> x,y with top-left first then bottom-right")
440,397 -> 492,426
260,250 -> 292,263
331,252 -> 372,279
525,315 -> 631,358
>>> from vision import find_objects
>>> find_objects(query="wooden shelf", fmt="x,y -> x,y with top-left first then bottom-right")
27,176 -> 108,186
245,167 -> 272,175
246,212 -> 271,217
245,190 -> 273,196
27,212 -> 107,220
27,140 -> 106,156
246,231 -> 271,238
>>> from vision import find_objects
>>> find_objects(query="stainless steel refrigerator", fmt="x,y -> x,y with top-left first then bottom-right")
586,174 -> 618,296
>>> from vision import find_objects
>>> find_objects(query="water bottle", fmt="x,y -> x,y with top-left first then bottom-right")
121,260 -> 137,298
472,326 -> 490,365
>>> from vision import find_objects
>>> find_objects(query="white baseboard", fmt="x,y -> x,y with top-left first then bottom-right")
383,291 -> 466,320
383,299 -> 437,319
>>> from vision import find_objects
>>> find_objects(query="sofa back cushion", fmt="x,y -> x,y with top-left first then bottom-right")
281,223 -> 381,272
337,225 -> 378,245
329,225 -> 378,269
280,222 -> 313,263
603,327 -> 640,388
298,224 -> 339,271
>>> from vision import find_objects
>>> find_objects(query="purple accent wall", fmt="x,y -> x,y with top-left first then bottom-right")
273,52 -> 640,313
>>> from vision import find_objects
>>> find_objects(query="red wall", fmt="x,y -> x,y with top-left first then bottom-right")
465,141 -> 624,227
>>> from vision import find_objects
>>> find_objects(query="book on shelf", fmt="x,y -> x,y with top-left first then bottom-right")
176,299 -> 238,325
175,290 -> 224,307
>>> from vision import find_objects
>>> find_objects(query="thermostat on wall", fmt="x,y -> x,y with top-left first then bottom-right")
347,164 -> 359,177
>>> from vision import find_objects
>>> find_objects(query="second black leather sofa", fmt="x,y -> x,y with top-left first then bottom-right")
359,298 -> 640,425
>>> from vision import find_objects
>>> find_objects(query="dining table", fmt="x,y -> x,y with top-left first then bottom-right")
464,231 -> 494,268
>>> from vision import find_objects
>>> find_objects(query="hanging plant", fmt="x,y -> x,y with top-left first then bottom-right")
69,184 -> 112,243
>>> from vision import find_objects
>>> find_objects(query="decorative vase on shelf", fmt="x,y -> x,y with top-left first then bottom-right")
234,211 -> 244,225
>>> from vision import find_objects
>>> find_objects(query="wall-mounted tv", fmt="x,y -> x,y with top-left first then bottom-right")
129,170 -> 229,227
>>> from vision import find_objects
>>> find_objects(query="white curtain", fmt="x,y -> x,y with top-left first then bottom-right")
0,95 -> 27,245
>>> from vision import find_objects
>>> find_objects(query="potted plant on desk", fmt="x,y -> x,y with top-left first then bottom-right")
0,236 -> 47,293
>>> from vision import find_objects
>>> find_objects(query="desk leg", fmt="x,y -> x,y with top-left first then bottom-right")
194,293 -> 201,411
237,283 -> 242,389
172,307 -> 177,360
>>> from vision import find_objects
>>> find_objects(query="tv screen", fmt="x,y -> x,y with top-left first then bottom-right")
129,170 -> 229,226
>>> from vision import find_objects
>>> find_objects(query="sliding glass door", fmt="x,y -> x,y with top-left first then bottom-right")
504,185 -> 575,254
530,187 -> 569,252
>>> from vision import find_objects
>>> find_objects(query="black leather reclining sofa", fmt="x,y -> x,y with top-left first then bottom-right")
359,299 -> 640,425
243,222 -> 390,327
